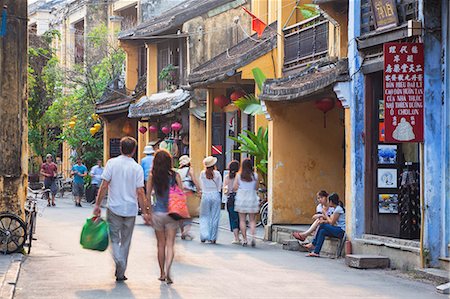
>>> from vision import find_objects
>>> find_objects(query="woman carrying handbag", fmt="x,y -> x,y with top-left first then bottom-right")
146,149 -> 183,284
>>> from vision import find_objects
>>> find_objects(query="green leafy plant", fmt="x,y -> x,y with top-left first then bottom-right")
228,127 -> 268,178
158,64 -> 176,90
296,4 -> 319,20
232,67 -> 267,116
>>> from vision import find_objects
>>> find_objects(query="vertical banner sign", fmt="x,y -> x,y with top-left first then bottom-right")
384,43 -> 424,143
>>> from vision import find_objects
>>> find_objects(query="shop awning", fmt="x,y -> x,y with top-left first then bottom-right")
259,59 -> 349,102
186,22 -> 277,89
96,75 -> 146,115
128,89 -> 191,119
119,0 -> 236,40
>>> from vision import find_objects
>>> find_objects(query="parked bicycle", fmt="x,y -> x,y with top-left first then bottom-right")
25,187 -> 50,253
0,213 -> 27,254
256,187 -> 268,227
55,174 -> 72,198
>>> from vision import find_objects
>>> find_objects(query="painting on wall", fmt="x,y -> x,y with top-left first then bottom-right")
378,144 -> 397,164
378,194 -> 399,214
377,168 -> 397,188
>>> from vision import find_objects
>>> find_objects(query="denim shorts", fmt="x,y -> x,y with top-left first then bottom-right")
72,182 -> 84,197
44,178 -> 58,195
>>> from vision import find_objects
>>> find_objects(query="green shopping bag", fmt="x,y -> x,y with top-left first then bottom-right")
80,216 -> 109,251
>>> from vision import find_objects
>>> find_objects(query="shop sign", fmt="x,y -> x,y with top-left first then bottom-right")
370,0 -> 398,29
211,145 -> 223,155
384,42 -> 424,143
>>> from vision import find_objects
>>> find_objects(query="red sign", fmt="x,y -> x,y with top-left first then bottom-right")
384,43 -> 424,143
211,145 -> 223,155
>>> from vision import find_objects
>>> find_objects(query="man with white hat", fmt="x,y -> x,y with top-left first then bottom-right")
140,144 -> 155,214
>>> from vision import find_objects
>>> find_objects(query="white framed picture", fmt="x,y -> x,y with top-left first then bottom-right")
378,144 -> 397,165
377,168 -> 397,188
378,194 -> 399,214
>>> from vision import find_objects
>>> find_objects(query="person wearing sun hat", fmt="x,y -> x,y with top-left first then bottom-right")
141,144 -> 155,183
177,155 -> 201,240
198,156 -> 222,243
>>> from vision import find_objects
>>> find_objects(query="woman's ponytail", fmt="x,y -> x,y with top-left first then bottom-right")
328,193 -> 345,212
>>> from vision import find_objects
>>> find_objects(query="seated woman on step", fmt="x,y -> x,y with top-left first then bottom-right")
303,193 -> 346,257
292,190 -> 334,242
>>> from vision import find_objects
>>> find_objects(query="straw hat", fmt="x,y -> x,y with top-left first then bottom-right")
203,156 -> 217,168
143,145 -> 155,155
179,155 -> 191,167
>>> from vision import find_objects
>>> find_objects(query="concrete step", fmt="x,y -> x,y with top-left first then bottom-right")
439,257 -> 450,271
345,254 -> 390,269
415,268 -> 449,285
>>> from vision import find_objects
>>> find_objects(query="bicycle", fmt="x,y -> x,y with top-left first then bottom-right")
55,175 -> 72,198
0,213 -> 27,254
256,187 -> 268,227
25,187 -> 50,253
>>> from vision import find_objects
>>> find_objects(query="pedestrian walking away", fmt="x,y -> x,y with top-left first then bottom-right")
223,160 -> 241,244
71,157 -> 88,207
177,155 -> 201,241
140,144 -> 155,214
146,149 -> 183,284
234,158 -> 260,247
40,153 -> 58,207
292,190 -> 334,242
199,156 -> 222,244
303,193 -> 346,257
89,159 -> 104,204
93,136 -> 151,282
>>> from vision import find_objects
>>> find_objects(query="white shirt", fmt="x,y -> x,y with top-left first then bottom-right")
199,170 -> 222,193
102,155 -> 144,217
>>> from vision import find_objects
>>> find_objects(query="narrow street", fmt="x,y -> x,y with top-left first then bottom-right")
14,197 -> 441,299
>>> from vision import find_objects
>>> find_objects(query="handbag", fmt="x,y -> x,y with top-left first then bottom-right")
168,184 -> 191,220
80,216 -> 109,251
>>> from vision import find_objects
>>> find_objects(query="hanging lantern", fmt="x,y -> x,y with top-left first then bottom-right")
91,113 -> 99,122
122,121 -> 133,135
314,98 -> 335,128
89,127 -> 97,136
149,125 -> 158,133
138,126 -> 148,134
213,95 -> 230,109
230,90 -> 246,101
171,122 -> 182,132
68,121 -> 76,129
94,123 -> 101,130
161,126 -> 171,134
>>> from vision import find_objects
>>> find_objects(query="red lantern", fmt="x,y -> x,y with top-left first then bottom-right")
213,95 -> 230,109
230,90 -> 246,101
149,125 -> 158,133
314,98 -> 335,128
138,126 -> 147,134
171,122 -> 182,132
161,126 -> 171,134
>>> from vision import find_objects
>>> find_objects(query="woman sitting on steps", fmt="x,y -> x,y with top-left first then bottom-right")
303,193 -> 346,257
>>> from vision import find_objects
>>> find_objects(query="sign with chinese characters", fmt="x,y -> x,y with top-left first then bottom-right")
384,43 -> 424,143
370,0 -> 398,29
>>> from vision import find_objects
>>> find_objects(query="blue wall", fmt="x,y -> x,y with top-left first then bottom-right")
420,0 -> 445,266
348,0 -> 366,238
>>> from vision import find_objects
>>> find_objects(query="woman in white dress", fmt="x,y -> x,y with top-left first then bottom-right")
199,156 -> 222,243
233,158 -> 259,247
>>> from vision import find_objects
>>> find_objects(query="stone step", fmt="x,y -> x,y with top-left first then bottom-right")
345,254 -> 390,269
436,282 -> 450,295
415,268 -> 449,285
439,257 -> 450,271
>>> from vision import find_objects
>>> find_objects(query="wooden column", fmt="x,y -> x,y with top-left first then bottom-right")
0,0 -> 28,216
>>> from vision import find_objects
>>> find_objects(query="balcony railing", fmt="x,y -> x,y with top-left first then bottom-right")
361,0 -> 418,35
283,14 -> 330,72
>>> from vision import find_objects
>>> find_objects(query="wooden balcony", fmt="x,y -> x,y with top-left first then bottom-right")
283,13 -> 340,73
361,0 -> 418,35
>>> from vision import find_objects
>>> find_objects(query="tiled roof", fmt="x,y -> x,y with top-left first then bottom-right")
128,89 -> 191,119
119,0 -> 236,40
96,75 -> 146,115
186,22 -> 277,89
260,59 -> 349,102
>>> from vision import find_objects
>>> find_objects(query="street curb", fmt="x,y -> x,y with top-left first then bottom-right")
0,254 -> 24,299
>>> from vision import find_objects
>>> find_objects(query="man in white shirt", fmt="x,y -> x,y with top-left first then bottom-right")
93,137 -> 151,282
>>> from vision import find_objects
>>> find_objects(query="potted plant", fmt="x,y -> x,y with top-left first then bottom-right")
158,64 -> 177,91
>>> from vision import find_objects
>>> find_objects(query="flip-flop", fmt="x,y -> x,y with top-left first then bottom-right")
166,277 -> 173,284
292,232 -> 306,241
301,244 -> 314,252
306,252 -> 320,258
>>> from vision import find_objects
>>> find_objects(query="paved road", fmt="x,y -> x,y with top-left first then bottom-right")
15,197 -> 442,299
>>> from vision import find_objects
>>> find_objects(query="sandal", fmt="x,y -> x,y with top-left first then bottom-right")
242,241 -> 248,247
301,243 -> 314,252
47,203 -> 51,207
306,252 -> 320,258
292,232 -> 306,241
52,202 -> 56,207
251,239 -> 256,247
166,277 -> 173,284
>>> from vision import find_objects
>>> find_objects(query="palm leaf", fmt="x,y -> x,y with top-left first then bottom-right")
252,67 -> 267,93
